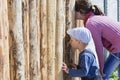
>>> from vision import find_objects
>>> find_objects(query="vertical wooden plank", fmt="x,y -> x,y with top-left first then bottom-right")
36,1 -> 41,79
8,0 -> 25,80
40,0 -> 47,80
8,1 -> 14,80
65,0 -> 72,80
47,0 -> 56,79
66,0 -> 75,29
0,1 -> 4,80
0,27 -> 1,39
65,0 -> 76,80
22,0 -> 30,80
55,0 -> 65,80
0,0 -> 10,80
29,0 -> 40,80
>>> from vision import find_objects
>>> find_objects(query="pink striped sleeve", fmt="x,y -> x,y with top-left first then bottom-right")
86,23 -> 104,70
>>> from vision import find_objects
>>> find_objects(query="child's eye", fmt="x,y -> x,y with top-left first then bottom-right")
69,39 -> 72,43
70,39 -> 73,41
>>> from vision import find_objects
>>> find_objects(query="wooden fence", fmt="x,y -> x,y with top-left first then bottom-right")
0,0 -> 76,80
0,0 -> 120,80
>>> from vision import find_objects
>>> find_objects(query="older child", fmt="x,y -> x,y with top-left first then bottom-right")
75,0 -> 120,79
62,27 -> 102,80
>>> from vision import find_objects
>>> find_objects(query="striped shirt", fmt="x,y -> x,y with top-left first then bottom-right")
85,14 -> 120,69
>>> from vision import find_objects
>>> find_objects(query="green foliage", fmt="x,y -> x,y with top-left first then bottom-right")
110,69 -> 118,80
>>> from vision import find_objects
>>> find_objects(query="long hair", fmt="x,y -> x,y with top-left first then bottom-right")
75,0 -> 104,15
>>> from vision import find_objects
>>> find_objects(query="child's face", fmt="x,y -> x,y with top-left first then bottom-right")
75,11 -> 84,20
69,36 -> 80,49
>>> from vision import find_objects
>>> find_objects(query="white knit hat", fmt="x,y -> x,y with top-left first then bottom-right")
67,27 -> 92,44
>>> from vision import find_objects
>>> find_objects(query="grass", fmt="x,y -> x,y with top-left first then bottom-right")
110,69 -> 118,80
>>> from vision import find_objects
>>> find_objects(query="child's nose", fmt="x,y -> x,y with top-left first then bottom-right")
67,41 -> 70,47
67,40 -> 71,49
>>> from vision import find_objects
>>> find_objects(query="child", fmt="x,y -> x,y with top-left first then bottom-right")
62,27 -> 102,80
75,0 -> 120,79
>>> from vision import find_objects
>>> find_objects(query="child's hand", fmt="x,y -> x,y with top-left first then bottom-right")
62,63 -> 69,74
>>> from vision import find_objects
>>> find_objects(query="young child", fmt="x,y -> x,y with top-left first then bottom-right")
62,27 -> 102,80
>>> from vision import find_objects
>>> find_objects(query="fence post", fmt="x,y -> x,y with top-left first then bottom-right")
29,0 -> 40,80
22,0 -> 30,80
55,0 -> 65,80
40,0 -> 47,80
8,0 -> 25,80
0,0 -> 10,80
47,0 -> 56,79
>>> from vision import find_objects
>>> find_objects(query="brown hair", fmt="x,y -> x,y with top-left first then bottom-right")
75,0 -> 104,15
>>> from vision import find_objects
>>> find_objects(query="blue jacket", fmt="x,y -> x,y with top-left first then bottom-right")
69,49 -> 100,78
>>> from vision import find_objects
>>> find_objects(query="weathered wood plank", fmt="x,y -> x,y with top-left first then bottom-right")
29,0 -> 40,80
40,0 -> 47,80
8,0 -> 25,80
0,0 -> 10,80
22,0 -> 30,80
55,0 -> 65,80
64,0 -> 76,80
47,0 -> 56,79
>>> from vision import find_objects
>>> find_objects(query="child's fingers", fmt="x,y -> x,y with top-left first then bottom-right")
62,66 -> 67,71
62,63 -> 67,70
62,63 -> 66,66
62,64 -> 66,69
62,63 -> 67,68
